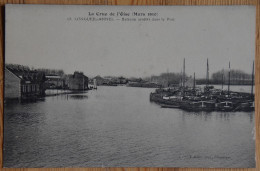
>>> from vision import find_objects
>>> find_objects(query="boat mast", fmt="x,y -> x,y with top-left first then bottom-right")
183,58 -> 185,97
193,72 -> 196,90
180,69 -> 183,87
206,58 -> 209,87
228,61 -> 230,95
183,58 -> 185,88
167,68 -> 169,87
221,68 -> 224,90
251,60 -> 254,96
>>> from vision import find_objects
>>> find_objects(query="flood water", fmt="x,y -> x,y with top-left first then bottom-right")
4,86 -> 255,168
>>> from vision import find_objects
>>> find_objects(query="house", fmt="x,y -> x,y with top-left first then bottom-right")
5,67 -> 21,99
5,65 -> 46,100
45,75 -> 64,89
93,75 -> 109,85
66,71 -> 88,90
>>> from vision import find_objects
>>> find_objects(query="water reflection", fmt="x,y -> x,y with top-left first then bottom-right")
69,94 -> 88,100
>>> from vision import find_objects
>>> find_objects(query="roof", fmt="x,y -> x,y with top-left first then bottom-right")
6,65 -> 46,83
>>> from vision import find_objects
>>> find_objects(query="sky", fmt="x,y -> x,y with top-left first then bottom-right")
5,5 -> 256,78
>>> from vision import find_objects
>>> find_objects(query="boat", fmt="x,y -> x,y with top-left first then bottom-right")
216,101 -> 234,111
160,104 -> 180,108
234,100 -> 254,112
181,100 -> 215,111
149,59 -> 255,112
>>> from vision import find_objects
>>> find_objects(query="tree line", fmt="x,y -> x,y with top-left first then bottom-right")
147,69 -> 252,86
210,69 -> 252,85
148,72 -> 183,86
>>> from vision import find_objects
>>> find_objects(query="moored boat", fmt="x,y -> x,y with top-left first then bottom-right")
234,100 -> 254,112
160,104 -> 180,108
216,101 -> 234,111
180,100 -> 215,111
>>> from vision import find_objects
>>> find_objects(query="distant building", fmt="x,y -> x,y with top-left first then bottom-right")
118,77 -> 128,84
66,71 -> 88,90
45,75 -> 64,89
93,75 -> 109,85
185,76 -> 195,87
5,65 -> 46,100
179,76 -> 195,88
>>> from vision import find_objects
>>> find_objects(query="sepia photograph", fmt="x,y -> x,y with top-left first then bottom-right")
3,4 -> 256,168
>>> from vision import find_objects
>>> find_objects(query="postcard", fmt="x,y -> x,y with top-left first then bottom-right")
4,4 -> 256,168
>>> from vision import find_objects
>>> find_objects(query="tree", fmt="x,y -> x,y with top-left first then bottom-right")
211,69 -> 251,85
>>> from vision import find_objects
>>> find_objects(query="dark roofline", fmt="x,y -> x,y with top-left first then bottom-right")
5,67 -> 22,80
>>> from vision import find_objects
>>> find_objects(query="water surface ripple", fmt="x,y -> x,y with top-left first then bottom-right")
4,86 -> 255,168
